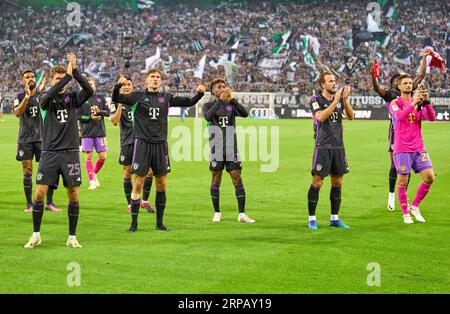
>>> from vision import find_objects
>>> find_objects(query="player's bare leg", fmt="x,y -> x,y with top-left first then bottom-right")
129,175 -> 144,232
211,170 -> 223,221
155,175 -> 168,231
329,175 -> 349,228
410,168 -> 435,223
24,184 -> 48,248
141,168 -> 155,213
230,170 -> 254,223
308,175 -> 324,229
66,186 -> 82,248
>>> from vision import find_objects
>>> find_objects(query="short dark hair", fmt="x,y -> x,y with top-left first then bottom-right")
21,69 -> 34,77
318,72 -> 334,88
146,68 -> 161,78
210,78 -> 226,92
49,65 -> 66,79
397,74 -> 412,85
389,74 -> 401,86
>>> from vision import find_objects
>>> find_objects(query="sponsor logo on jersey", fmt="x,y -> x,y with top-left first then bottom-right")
218,116 -> 229,127
149,107 -> 160,119
56,109 -> 69,123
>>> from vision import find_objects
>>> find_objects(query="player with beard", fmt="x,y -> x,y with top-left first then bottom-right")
307,72 -> 354,229
14,70 -> 60,213
389,75 -> 436,224
370,49 -> 430,211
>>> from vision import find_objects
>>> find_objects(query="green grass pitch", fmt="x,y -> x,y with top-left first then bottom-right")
0,115 -> 449,293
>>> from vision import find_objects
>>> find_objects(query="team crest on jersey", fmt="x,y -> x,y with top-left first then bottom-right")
158,96 -> 165,103
37,172 -> 43,180
401,165 -> 406,172
19,150 -> 24,157
316,164 -> 322,171
97,97 -> 103,103
64,95 -> 71,104
120,155 -> 125,162
133,163 -> 139,170
337,103 -> 341,109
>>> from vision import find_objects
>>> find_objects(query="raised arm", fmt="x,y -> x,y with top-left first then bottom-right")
38,74 -> 72,110
413,49 -> 431,89
73,71 -> 94,108
369,64 -> 387,97
110,103 -> 123,126
112,78 -> 140,106
171,85 -> 206,107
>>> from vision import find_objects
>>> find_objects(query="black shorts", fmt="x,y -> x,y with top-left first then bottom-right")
119,144 -> 134,166
311,148 -> 349,177
131,139 -> 170,177
16,142 -> 42,162
209,147 -> 242,172
36,150 -> 82,188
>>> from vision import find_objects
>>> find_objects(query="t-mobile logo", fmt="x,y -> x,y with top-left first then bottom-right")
29,106 -> 38,117
149,107 -> 160,120
219,116 -> 229,127
57,109 -> 69,123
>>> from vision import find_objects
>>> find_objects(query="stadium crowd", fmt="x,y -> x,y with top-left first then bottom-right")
0,0 -> 448,99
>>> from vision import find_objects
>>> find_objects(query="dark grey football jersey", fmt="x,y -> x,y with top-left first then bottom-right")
310,93 -> 344,149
